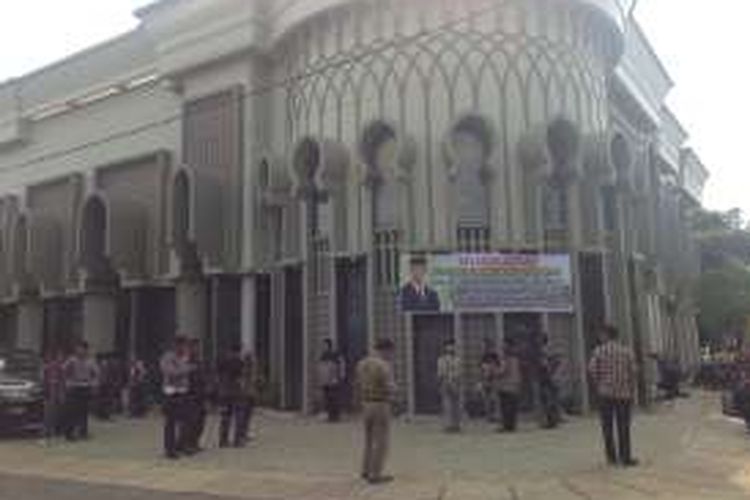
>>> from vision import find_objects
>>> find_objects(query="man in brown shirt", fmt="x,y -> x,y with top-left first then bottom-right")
588,325 -> 638,467
356,338 -> 396,485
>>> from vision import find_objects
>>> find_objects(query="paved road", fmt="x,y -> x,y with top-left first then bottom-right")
0,474 -> 246,500
1,393 -> 749,499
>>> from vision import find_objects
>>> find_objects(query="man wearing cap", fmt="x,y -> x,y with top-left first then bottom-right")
356,338 -> 397,485
398,255 -> 441,312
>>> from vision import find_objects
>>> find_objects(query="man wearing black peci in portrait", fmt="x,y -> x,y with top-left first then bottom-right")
398,255 -> 441,312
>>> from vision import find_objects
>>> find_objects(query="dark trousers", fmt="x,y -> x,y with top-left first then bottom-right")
539,382 -> 561,428
163,394 -> 186,456
599,398 -> 633,463
220,396 -> 255,446
64,387 -> 91,440
44,394 -> 64,439
95,386 -> 114,420
181,396 -> 206,451
499,391 -> 519,431
128,384 -> 148,418
323,385 -> 341,422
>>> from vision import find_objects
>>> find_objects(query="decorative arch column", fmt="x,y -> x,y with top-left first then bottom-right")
79,194 -> 119,354
520,117 -> 591,411
170,168 -> 207,343
12,213 -> 42,352
360,121 -> 417,412
444,114 -> 496,252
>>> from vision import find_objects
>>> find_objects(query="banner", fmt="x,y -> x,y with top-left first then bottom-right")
398,253 -> 574,313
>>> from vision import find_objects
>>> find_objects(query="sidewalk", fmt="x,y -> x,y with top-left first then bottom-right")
1,393 -> 749,499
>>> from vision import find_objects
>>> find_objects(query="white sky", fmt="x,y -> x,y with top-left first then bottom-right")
0,0 -> 746,215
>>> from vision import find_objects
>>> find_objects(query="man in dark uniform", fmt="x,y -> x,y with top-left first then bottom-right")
180,338 -> 207,455
218,345 -> 244,448
398,255 -> 440,312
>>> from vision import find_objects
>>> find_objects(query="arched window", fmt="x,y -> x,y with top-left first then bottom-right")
361,121 -> 399,230
12,215 -> 28,281
449,115 -> 493,251
360,121 -> 401,287
80,196 -> 107,272
172,170 -> 191,249
543,118 -> 579,248
452,115 -> 492,227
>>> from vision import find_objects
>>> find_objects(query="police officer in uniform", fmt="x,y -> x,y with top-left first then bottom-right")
356,338 -> 396,485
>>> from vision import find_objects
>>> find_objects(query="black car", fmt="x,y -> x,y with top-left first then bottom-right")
0,349 -> 44,435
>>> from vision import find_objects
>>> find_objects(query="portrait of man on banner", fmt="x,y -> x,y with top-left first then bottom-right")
398,254 -> 441,313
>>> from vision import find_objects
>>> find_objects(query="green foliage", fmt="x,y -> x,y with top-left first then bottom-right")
697,264 -> 750,342
694,208 -> 750,342
694,208 -> 750,270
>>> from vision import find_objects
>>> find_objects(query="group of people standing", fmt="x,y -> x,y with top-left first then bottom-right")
354,324 -> 639,485
42,342 -> 153,444
42,341 -> 99,442
437,332 -> 563,435
159,336 -> 258,459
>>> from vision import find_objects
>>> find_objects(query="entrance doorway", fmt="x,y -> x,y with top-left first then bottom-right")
133,287 -> 175,369
336,257 -> 368,411
413,314 -> 453,414
504,313 -> 542,411
283,266 -> 304,411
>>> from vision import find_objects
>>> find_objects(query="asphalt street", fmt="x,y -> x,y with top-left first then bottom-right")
0,474 -> 249,500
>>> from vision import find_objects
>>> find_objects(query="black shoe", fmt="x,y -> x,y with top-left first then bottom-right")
367,475 -> 394,485
606,456 -> 618,466
219,441 -> 230,449
165,452 -> 180,460
621,458 -> 639,467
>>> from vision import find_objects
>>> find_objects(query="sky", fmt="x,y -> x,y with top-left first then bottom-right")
0,0 -> 746,215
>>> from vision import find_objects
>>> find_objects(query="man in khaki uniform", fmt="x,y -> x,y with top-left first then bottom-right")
356,338 -> 396,485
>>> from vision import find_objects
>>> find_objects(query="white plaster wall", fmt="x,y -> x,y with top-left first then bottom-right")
276,0 -> 614,249
0,85 -> 180,196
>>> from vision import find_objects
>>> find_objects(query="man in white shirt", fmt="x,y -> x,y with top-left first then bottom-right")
437,339 -> 462,432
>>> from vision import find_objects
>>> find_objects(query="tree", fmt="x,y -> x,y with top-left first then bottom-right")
693,208 -> 750,344
696,264 -> 750,344
693,208 -> 750,270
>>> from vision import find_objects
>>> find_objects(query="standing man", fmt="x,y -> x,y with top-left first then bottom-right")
235,351 -> 259,446
588,325 -> 639,467
536,333 -> 561,429
181,338 -> 207,454
437,338 -> 462,433
159,336 -> 191,459
127,359 -> 148,418
318,338 -> 345,422
356,338 -> 396,485
479,338 -> 500,423
218,345 -> 244,448
62,341 -> 99,441
497,338 -> 522,433
42,349 -> 66,442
